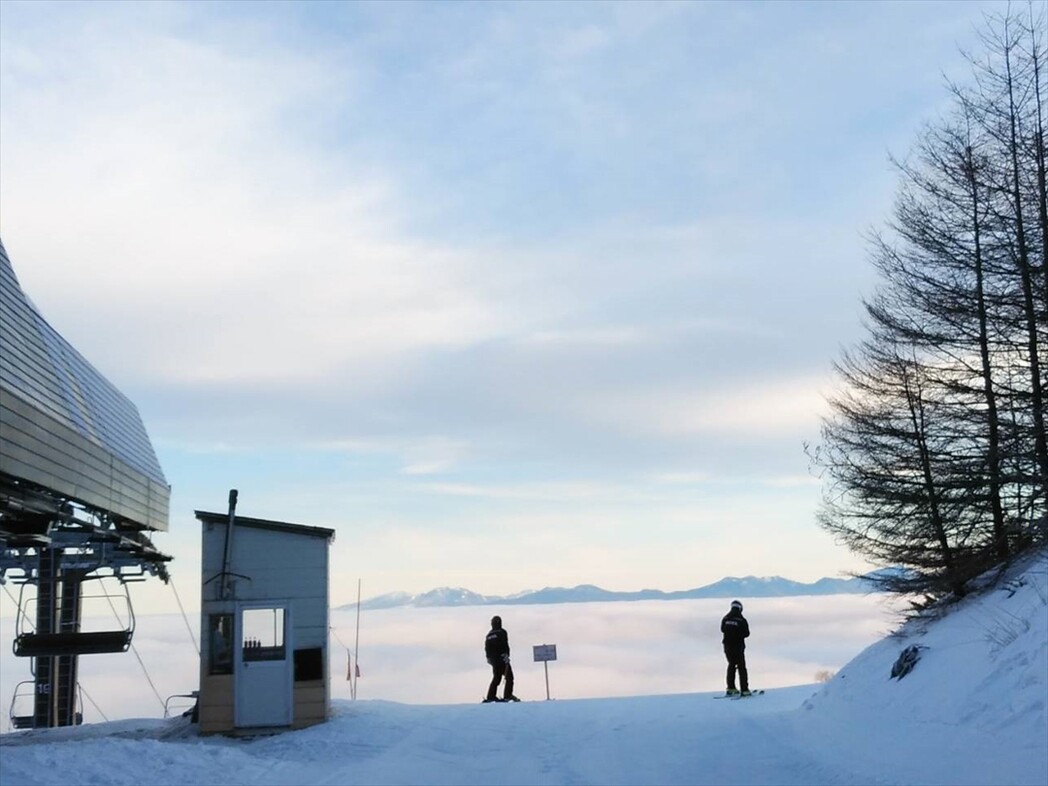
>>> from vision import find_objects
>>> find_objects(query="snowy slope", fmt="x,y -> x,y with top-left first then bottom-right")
793,548 -> 1048,786
1,551 -> 1045,786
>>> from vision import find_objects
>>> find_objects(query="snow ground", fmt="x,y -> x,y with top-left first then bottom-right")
1,551 -> 1045,786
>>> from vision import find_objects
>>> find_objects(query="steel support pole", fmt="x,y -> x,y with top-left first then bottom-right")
32,549 -> 57,728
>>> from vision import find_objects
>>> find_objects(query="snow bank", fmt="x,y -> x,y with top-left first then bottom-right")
796,548 -> 1048,785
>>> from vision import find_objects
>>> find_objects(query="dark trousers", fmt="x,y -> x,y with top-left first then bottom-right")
487,659 -> 514,700
724,646 -> 748,691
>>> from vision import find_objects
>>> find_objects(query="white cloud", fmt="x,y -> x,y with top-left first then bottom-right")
1,10 -> 519,390
521,326 -> 646,347
650,471 -> 715,485
414,480 -> 650,503
573,375 -> 832,441
666,376 -> 832,437
549,24 -> 613,61
398,438 -> 472,476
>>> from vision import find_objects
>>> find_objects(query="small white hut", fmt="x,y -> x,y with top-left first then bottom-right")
195,495 -> 335,735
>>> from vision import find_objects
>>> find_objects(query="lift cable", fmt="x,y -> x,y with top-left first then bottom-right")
1,583 -> 32,630
101,579 -> 166,713
330,625 -> 357,696
329,626 -> 351,651
78,684 -> 109,723
169,575 -> 199,656
128,642 -> 167,713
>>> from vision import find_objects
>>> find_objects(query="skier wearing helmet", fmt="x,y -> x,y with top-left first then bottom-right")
483,615 -> 519,702
721,600 -> 751,696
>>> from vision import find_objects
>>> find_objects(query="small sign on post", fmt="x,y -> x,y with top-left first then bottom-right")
533,644 -> 557,700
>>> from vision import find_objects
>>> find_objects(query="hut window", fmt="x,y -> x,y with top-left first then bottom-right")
242,607 -> 286,662
208,614 -> 233,675
294,647 -> 324,681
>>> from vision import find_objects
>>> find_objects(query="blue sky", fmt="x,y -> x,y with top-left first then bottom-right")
0,0 -> 1007,610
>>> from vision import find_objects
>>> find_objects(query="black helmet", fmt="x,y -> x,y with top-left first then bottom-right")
491,615 -> 502,628
730,600 -> 743,612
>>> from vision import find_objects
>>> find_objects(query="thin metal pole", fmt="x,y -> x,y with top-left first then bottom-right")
220,490 -> 238,600
544,661 -> 550,700
352,578 -> 361,700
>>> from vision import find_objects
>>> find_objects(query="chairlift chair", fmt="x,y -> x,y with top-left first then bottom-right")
8,680 -> 35,730
12,577 -> 136,658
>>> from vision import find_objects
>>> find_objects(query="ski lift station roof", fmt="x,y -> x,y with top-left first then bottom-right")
0,237 -> 170,533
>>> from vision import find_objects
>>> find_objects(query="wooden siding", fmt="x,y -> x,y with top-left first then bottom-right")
198,674 -> 235,735
201,525 -> 331,570
201,525 -> 329,603
293,625 -> 328,651
293,680 -> 328,728
197,669 -> 330,734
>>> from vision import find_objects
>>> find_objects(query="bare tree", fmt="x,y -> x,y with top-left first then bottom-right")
814,8 -> 1047,603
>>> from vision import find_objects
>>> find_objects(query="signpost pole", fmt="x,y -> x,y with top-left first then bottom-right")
544,661 -> 550,700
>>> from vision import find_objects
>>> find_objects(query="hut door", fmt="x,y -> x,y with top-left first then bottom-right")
234,604 -> 292,728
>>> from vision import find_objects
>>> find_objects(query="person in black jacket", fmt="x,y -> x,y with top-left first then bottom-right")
484,615 -> 519,702
721,600 -> 750,696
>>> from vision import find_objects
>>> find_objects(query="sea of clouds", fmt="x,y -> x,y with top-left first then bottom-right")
0,594 -> 902,726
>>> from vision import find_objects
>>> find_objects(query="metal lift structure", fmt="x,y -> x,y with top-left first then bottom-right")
0,238 -> 171,729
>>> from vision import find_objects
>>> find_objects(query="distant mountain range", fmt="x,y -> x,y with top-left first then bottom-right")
337,574 -> 887,611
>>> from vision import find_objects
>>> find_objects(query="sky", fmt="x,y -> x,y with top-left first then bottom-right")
0,0 -> 1013,613
0,552 -> 1044,786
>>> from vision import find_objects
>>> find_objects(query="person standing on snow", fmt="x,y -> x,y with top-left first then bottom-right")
484,615 -> 519,702
721,600 -> 751,696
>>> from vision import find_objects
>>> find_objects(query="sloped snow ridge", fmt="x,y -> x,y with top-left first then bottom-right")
794,547 -> 1047,785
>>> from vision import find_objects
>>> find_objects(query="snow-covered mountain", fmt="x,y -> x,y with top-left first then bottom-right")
341,574 -> 879,611
356,588 -> 494,610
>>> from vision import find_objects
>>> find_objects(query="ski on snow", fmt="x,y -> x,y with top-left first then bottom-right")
713,690 -> 765,699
